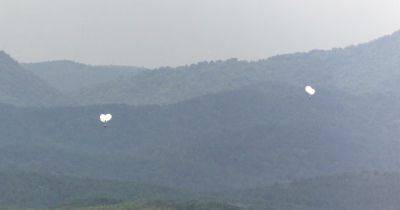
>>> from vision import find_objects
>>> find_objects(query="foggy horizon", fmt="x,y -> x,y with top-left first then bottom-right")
1,0 -> 400,68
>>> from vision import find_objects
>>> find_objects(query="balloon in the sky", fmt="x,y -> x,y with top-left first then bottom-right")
305,86 -> 316,96
100,114 -> 112,124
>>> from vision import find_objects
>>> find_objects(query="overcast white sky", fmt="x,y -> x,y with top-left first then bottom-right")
1,0 -> 400,68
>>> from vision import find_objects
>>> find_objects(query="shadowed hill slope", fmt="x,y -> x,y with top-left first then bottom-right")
0,171 -> 187,209
0,51 -> 70,107
0,82 -> 398,191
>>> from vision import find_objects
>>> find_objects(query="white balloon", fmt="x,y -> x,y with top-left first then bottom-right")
305,86 -> 316,96
100,114 -> 112,123
105,114 -> 112,122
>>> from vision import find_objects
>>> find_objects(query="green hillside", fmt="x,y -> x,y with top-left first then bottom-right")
0,51 -> 70,107
218,172 -> 400,210
0,171 -> 188,209
70,31 -> 400,106
0,82 -> 394,191
57,201 -> 241,210
1,172 -> 399,210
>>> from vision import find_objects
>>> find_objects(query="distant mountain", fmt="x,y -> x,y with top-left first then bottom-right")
0,82 -> 398,191
0,51 -> 70,106
4,30 -> 400,107
76,58 -> 264,105
24,60 -> 146,95
2,30 -> 400,200
74,30 -> 400,106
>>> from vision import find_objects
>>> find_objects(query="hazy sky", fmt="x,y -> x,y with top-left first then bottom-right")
1,0 -> 400,68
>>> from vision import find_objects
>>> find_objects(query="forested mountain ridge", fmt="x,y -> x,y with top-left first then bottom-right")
0,51 -> 70,107
76,58 -> 261,105
73,30 -> 400,106
7,30 -> 400,107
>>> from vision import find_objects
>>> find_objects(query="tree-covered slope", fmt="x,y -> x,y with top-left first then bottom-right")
220,172 -> 400,210
0,51 -> 70,107
57,201 -> 241,210
75,30 -> 400,106
1,171 -> 400,210
0,171 -> 187,209
0,82 -> 398,191
76,58 -> 261,105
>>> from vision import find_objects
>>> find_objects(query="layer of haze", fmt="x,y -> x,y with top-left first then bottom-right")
1,0 -> 400,68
